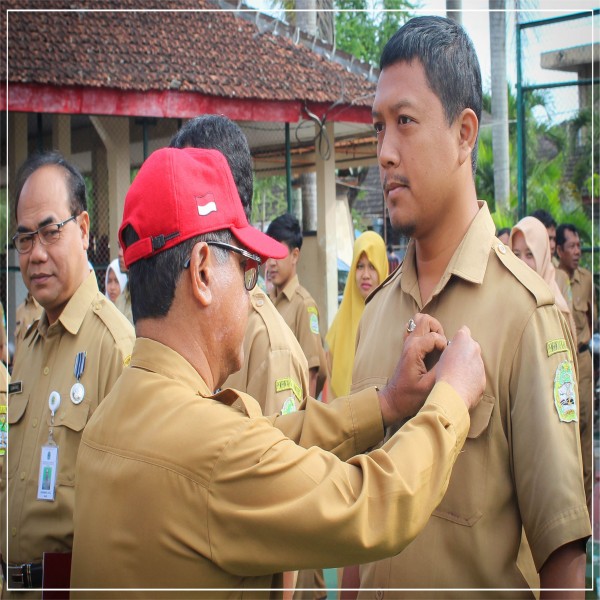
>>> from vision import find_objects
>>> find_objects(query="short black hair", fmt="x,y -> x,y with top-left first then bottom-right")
122,225 -> 232,323
556,223 -> 579,248
169,115 -> 253,220
14,150 -> 87,220
496,227 -> 511,238
380,15 -> 482,176
530,209 -> 557,230
266,213 -> 303,251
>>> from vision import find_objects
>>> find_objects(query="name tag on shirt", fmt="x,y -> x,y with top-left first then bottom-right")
37,445 -> 58,501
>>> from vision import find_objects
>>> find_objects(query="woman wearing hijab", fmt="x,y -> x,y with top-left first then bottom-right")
509,216 -> 576,343
325,231 -> 389,399
104,258 -> 128,304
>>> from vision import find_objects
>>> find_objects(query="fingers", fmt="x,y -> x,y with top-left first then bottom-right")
404,313 -> 446,340
405,331 -> 447,357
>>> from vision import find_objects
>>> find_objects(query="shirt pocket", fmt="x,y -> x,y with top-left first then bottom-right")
46,400 -> 90,487
432,393 -> 495,527
6,392 -> 30,479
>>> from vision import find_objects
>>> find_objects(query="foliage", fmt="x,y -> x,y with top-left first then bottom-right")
334,0 -> 415,67
250,175 -> 288,229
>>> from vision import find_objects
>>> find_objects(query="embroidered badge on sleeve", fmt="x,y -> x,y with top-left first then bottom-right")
553,360 -> 578,423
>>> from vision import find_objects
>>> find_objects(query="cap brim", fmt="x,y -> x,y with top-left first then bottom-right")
231,225 -> 288,261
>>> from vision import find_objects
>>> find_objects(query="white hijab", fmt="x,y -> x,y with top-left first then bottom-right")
105,258 -> 128,300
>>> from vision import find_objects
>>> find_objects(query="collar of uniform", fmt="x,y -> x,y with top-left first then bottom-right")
129,337 -> 212,397
400,202 -> 496,301
279,273 -> 300,301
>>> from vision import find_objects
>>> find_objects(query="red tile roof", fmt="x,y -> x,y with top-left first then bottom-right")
3,0 -> 376,115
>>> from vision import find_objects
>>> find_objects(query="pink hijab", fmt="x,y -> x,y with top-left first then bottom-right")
510,216 -> 576,341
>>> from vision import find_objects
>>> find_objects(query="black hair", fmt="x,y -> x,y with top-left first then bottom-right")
380,15 -> 482,175
556,223 -> 579,248
14,150 -> 87,220
496,227 -> 511,238
266,213 -> 303,251
530,209 -> 557,230
122,225 -> 232,323
169,115 -> 253,220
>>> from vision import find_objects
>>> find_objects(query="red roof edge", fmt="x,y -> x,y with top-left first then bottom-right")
3,83 -> 373,124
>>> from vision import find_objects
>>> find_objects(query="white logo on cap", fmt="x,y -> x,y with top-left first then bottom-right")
197,195 -> 217,217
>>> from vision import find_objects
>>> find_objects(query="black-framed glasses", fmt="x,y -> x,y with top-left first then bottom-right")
12,215 -> 78,255
184,241 -> 262,291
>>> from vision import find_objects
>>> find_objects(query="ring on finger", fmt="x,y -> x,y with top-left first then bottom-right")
406,318 -> 417,333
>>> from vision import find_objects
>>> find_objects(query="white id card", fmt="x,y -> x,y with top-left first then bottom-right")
37,445 -> 58,501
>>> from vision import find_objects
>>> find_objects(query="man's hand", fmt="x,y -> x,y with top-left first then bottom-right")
378,313 -> 448,427
436,326 -> 485,411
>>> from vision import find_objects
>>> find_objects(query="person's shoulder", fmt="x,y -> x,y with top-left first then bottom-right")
577,266 -> 593,283
365,261 -> 402,305
295,283 -> 318,309
88,293 -> 135,353
488,240 -> 555,308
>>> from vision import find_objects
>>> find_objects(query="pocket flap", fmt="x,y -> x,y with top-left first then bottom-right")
467,393 -> 495,439
48,403 -> 90,432
8,392 -> 29,425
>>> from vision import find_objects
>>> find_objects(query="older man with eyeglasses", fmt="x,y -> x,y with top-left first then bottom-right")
2,151 -> 134,596
70,147 -> 485,594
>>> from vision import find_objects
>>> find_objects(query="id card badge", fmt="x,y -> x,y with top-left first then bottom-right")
37,444 -> 58,501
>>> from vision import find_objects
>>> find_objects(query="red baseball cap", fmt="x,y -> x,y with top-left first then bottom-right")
119,147 -> 288,267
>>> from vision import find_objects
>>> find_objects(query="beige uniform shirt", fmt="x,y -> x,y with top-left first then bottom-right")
115,283 -> 133,325
270,275 -> 328,380
14,293 -> 43,359
223,287 -> 309,415
353,203 -> 590,596
1,272 -> 134,565
71,337 -> 470,596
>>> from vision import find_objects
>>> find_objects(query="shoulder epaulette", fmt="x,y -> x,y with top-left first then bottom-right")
91,294 -> 135,352
493,242 -> 554,307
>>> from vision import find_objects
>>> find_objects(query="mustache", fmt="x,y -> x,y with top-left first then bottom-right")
383,175 -> 410,192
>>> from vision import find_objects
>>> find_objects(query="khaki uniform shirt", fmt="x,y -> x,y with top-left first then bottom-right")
1,272 -> 134,565
14,293 -> 42,359
270,275 -> 328,379
115,283 -> 133,325
223,287 -> 309,415
353,203 -> 590,596
71,337 -> 470,596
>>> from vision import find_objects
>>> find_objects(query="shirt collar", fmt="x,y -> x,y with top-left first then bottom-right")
400,202 -> 496,302
35,270 -> 99,340
130,337 -> 212,397
279,274 -> 300,301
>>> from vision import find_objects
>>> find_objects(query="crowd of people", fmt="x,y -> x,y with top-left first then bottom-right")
1,14 -> 596,600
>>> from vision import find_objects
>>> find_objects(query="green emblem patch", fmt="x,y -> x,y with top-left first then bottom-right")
281,397 -> 297,415
553,360 -> 578,423
308,306 -> 320,334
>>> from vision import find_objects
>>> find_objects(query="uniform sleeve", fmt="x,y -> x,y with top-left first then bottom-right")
510,304 -> 591,570
295,299 -> 323,370
208,381 -> 469,575
247,347 -> 306,416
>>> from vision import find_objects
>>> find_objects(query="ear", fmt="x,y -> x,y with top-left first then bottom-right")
79,211 -> 90,251
188,242 -> 213,307
290,247 -> 300,266
457,108 -> 479,168
556,244 -> 564,259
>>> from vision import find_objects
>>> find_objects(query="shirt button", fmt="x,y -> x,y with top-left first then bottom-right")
43,366 -> 50,375
11,527 -> 16,536
20,471 -> 26,481
497,243 -> 507,254
94,303 -> 102,311
255,298 -> 264,307
32,418 -> 38,428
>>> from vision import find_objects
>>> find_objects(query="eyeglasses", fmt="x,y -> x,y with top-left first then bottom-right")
12,215 -> 78,255
185,241 -> 262,291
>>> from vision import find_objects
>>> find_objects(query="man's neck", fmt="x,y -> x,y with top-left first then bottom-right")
560,264 -> 575,280
414,195 -> 479,306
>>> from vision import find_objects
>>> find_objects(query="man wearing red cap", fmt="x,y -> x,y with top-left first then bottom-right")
71,146 -> 485,593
